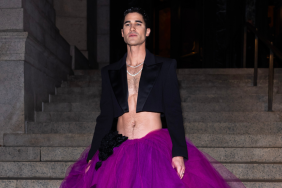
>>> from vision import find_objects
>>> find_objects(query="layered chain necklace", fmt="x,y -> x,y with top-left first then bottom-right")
126,61 -> 144,76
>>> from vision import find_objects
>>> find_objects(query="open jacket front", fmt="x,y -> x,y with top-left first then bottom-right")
87,48 -> 188,162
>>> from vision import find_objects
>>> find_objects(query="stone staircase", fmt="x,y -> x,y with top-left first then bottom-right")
1,68 -> 282,188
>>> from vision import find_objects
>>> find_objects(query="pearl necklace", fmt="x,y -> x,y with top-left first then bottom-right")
127,67 -> 143,76
126,61 -> 144,68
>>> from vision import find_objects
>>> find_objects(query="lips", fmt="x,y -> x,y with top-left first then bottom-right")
129,34 -> 137,37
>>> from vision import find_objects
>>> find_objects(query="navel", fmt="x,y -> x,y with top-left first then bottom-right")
131,120 -> 136,127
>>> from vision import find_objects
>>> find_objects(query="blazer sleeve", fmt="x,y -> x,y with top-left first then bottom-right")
163,59 -> 188,160
87,67 -> 114,163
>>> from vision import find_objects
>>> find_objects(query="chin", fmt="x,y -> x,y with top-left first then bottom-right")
127,40 -> 145,46
127,42 -> 140,46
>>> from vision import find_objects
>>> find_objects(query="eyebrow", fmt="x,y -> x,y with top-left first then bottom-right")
124,20 -> 143,24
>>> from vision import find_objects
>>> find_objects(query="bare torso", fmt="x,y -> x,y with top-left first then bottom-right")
117,65 -> 162,139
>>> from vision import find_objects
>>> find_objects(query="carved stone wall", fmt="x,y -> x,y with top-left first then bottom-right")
53,0 -> 88,59
0,0 -> 72,145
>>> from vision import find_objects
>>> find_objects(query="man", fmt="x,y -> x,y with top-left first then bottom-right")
60,7 -> 245,188
86,7 -> 188,179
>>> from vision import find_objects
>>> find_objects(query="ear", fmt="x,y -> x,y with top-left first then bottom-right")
146,28 -> 151,37
121,29 -> 124,37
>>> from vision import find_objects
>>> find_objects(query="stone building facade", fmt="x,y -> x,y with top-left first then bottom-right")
0,0 -> 108,146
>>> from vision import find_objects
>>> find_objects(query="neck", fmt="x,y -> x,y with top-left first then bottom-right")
126,44 -> 146,66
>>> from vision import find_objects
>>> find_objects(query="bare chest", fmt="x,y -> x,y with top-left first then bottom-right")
127,74 -> 141,96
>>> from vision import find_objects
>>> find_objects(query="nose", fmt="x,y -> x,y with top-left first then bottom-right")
130,25 -> 136,31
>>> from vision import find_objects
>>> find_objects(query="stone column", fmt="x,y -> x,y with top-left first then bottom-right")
0,32 -> 26,147
0,1 -> 25,146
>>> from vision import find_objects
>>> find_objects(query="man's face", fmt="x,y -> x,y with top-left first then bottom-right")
121,12 -> 151,46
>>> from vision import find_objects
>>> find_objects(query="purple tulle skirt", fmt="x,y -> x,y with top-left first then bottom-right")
60,128 -> 246,188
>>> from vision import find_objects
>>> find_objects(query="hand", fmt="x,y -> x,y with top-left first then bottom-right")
171,156 -> 185,179
85,160 -> 92,173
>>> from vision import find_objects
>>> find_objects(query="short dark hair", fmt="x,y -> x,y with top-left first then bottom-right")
121,7 -> 151,30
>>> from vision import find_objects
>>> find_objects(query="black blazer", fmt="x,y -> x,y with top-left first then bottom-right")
87,48 -> 188,162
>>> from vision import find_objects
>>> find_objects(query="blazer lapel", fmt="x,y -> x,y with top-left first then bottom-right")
108,63 -> 129,113
136,61 -> 162,112
108,48 -> 163,113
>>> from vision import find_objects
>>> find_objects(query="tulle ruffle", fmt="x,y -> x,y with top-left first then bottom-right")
60,128 -> 246,188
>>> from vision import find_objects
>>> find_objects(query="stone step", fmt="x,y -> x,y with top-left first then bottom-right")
40,147 -> 86,162
43,101 -> 276,112
55,86 -> 282,97
184,112 -> 282,122
4,133 -> 282,147
27,122 -> 95,134
220,164 -> 282,181
179,79 -> 280,89
179,79 -> 279,87
182,102 -> 269,112
74,69 -> 100,76
181,86 -> 281,95
0,162 -> 72,179
0,147 -> 40,162
3,134 -> 92,147
243,182 -> 282,188
187,102 -> 282,112
49,94 -> 100,103
26,122 -> 282,135
0,180 -> 281,188
200,148 -> 282,163
68,74 -> 282,82
43,102 -> 100,112
188,134 -> 282,147
0,162 -> 282,181
56,87 -> 101,95
176,68 -> 282,75
185,122 -> 282,134
61,79 -> 279,88
56,86 -> 280,96
74,68 -> 282,75
35,112 -> 99,122
49,93 -> 282,104
0,147 -> 86,162
0,180 -> 62,188
60,81 -> 100,88
2,146 -> 281,163
181,94 -> 282,104
60,81 -> 101,88
34,111 -> 282,123
68,75 -> 101,81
